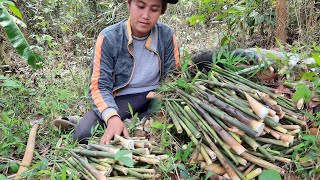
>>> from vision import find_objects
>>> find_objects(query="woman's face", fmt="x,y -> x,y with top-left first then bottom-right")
127,0 -> 162,37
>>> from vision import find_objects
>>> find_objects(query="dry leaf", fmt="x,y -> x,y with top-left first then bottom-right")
275,85 -> 293,95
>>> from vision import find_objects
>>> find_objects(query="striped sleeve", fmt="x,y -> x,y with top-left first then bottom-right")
172,33 -> 180,69
89,34 -> 119,122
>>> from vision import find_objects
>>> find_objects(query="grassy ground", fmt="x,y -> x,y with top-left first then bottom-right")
1,0 -> 319,179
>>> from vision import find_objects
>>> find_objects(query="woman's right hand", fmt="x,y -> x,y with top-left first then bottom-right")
100,116 -> 130,144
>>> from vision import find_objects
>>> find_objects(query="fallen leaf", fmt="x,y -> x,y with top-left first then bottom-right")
256,67 -> 277,82
308,128 -> 319,135
307,101 -> 319,108
275,85 -> 293,95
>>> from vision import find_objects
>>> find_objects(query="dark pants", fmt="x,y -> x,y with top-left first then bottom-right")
73,91 -> 152,144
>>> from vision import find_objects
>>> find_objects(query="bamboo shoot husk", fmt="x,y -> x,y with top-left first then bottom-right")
114,135 -> 135,150
203,144 -> 217,161
132,155 -> 159,164
244,92 -> 269,119
201,162 -> 226,175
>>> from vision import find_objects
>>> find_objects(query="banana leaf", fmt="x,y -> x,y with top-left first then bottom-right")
0,3 -> 44,68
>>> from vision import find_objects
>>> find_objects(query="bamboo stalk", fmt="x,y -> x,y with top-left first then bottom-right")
88,144 -> 120,154
287,129 -> 301,135
177,117 -> 212,165
167,103 -> 183,134
272,126 -> 288,134
189,109 -> 239,165
190,100 -> 247,155
241,134 -> 275,162
66,149 -> 115,158
256,137 -> 289,147
281,125 -> 301,130
68,157 -> 96,180
132,148 -> 150,155
241,152 -> 283,174
284,114 -> 307,126
243,164 -> 255,176
201,130 -> 241,180
129,168 -> 156,174
16,124 -> 39,179
171,101 -> 201,138
245,168 -> 262,180
64,158 -> 93,180
198,87 -> 265,136
70,151 -> 106,180
89,157 -> 116,165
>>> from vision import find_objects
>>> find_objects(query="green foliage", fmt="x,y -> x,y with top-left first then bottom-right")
0,75 -> 21,88
0,1 -> 44,68
0,113 -> 29,158
258,169 -> 282,180
212,46 -> 249,72
292,83 -> 311,102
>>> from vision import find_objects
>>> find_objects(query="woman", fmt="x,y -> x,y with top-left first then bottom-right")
73,0 -> 180,144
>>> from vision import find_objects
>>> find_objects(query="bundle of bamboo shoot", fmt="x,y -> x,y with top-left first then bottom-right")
164,66 -> 306,180
56,135 -> 167,180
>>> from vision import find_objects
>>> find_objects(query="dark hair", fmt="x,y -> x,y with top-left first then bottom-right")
128,0 -> 168,14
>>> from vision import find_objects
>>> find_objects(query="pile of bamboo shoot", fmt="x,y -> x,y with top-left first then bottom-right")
56,135 -> 167,180
165,66 -> 306,180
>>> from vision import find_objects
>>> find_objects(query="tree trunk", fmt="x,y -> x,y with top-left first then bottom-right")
275,0 -> 287,43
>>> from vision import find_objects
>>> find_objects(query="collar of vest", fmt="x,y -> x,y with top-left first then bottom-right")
125,17 -> 159,52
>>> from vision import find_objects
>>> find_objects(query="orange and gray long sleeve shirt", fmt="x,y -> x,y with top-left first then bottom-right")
89,19 -> 180,123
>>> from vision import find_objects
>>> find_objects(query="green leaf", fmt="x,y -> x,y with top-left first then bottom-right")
0,174 -> 8,180
301,72 -> 316,81
292,83 -> 311,102
61,164 -> 67,180
114,150 -> 134,167
0,5 -> 44,68
114,150 -> 132,160
118,157 -> 134,167
301,135 -> 316,142
8,4 -> 22,19
312,53 -> 320,65
258,170 -> 282,180
177,164 -> 189,178
128,103 -> 133,115
0,79 -> 21,88
182,142 -> 192,162
204,172 -> 214,180
9,162 -> 19,173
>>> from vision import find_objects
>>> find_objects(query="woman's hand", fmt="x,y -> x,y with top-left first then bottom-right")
100,116 -> 129,144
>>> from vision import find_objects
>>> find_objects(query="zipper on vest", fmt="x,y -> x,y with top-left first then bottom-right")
112,44 -> 136,93
146,47 -> 162,79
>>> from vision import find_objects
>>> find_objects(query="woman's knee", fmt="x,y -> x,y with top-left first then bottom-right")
73,110 -> 100,144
